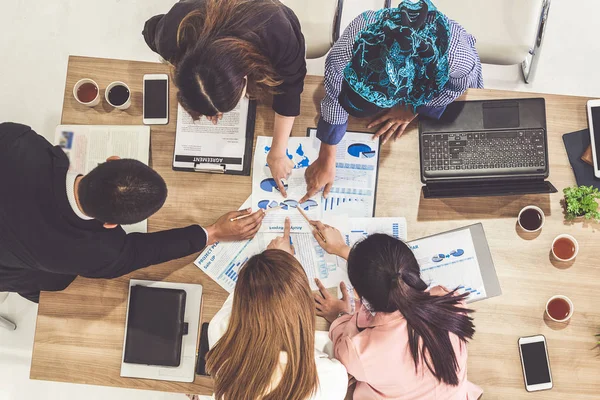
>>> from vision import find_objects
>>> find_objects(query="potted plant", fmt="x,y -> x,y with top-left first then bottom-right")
563,185 -> 600,221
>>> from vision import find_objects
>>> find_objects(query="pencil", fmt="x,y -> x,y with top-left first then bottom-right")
230,206 -> 282,222
296,206 -> 327,243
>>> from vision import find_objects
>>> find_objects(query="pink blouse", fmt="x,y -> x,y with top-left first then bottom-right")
329,286 -> 483,400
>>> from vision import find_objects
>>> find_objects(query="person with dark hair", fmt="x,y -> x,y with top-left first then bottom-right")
143,0 -> 306,196
311,221 -> 483,399
0,123 -> 264,303
301,0 -> 483,202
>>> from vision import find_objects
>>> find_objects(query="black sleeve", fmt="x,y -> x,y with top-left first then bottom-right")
142,1 -> 200,63
79,225 -> 207,279
266,6 -> 307,117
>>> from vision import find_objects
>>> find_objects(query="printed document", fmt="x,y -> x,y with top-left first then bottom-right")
408,229 -> 487,302
252,136 -> 322,233
308,129 -> 380,217
54,125 -> 150,234
173,98 -> 249,171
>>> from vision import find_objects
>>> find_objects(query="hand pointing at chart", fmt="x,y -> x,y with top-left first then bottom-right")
309,221 -> 350,260
267,217 -> 294,255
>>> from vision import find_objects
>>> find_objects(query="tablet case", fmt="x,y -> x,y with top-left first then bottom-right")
562,129 -> 600,190
172,100 -> 256,176
123,286 -> 187,367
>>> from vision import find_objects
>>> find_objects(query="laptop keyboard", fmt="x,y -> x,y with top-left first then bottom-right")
422,129 -> 547,177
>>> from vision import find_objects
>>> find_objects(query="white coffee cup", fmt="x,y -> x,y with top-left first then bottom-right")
73,78 -> 100,107
105,81 -> 131,110
551,234 -> 579,262
545,295 -> 574,323
517,205 -> 545,232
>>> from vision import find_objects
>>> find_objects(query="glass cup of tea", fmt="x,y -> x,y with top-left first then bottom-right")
105,81 -> 131,110
551,234 -> 579,262
545,295 -> 574,323
518,205 -> 545,232
73,78 -> 100,107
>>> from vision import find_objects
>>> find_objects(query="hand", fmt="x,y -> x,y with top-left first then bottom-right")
301,155 -> 336,202
205,208 -> 265,245
367,105 -> 417,145
267,217 -> 295,254
310,220 -> 350,259
206,113 -> 223,125
314,279 -> 352,323
267,150 -> 294,197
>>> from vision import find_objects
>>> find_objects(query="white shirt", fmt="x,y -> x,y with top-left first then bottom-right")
207,294 -> 349,400
65,172 -> 93,220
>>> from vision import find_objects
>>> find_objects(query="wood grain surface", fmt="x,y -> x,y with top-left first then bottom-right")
30,56 -> 600,399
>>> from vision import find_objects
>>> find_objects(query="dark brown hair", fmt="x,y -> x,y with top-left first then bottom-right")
206,250 -> 318,400
348,234 -> 476,386
175,0 -> 282,117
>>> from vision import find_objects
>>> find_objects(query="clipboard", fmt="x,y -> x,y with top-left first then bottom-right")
172,100 -> 256,175
409,223 -> 502,303
306,128 -> 382,217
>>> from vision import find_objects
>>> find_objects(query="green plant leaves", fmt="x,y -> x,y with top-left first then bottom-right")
563,185 -> 600,221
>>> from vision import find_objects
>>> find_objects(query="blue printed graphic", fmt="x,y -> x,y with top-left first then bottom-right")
260,178 -> 287,193
348,143 -> 375,158
431,249 -> 465,263
264,144 -> 311,168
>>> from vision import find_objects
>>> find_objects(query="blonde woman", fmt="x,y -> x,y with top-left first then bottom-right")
199,218 -> 348,399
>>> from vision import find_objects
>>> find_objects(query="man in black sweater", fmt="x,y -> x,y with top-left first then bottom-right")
0,123 -> 264,302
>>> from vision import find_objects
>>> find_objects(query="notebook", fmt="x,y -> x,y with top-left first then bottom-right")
121,280 -> 203,382
124,285 -> 187,367
562,129 -> 600,190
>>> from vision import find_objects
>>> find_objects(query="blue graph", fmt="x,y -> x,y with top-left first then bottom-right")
348,143 -> 376,158
264,144 -> 311,168
223,257 -> 248,283
260,178 -> 287,193
301,199 -> 318,210
280,199 -> 298,210
257,199 -> 280,209
431,249 -> 465,262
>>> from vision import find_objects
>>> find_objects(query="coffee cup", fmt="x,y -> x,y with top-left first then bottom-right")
545,295 -> 574,323
105,81 -> 131,110
551,234 -> 579,262
517,205 -> 545,232
73,79 -> 100,107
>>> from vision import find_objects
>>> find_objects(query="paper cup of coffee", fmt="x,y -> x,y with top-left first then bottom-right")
105,81 -> 131,110
545,295 -> 574,322
73,78 -> 100,107
518,205 -> 545,232
551,234 -> 579,262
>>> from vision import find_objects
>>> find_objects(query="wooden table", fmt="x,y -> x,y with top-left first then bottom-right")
31,56 -> 600,399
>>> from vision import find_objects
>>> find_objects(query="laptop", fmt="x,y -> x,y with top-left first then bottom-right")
418,98 -> 557,198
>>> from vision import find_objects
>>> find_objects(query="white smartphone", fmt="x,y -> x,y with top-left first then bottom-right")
586,99 -> 600,177
518,335 -> 553,392
143,74 -> 169,125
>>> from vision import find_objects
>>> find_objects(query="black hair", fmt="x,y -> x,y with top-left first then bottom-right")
78,159 -> 167,225
338,80 -> 388,119
347,234 -> 475,386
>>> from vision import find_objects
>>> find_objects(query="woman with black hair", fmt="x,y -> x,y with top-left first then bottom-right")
311,222 -> 483,399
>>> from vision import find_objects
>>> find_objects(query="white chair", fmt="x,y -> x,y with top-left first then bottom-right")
425,0 -> 551,83
0,292 -> 16,330
282,0 -> 345,59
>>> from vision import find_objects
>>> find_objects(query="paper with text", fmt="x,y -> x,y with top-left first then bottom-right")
253,136 -> 323,233
173,98 -> 249,171
308,129 -> 380,217
54,125 -> 150,234
409,229 -> 487,302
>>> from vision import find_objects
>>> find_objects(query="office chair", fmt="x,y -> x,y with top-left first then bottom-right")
426,0 -> 551,83
0,292 -> 16,330
282,0 -> 345,59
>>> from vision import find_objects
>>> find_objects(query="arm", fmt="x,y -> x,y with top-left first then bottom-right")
267,113 -> 296,196
80,225 -> 208,279
208,293 -> 234,349
329,316 -> 368,382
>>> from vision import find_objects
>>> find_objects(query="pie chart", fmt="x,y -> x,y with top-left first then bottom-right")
348,143 -> 376,158
280,199 -> 299,210
260,178 -> 287,193
300,199 -> 318,211
258,200 -> 281,209
450,249 -> 464,257
431,254 -> 446,263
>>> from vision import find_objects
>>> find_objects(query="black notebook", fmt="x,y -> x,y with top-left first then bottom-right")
124,286 -> 187,367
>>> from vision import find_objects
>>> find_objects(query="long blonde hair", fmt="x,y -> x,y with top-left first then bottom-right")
206,250 -> 318,400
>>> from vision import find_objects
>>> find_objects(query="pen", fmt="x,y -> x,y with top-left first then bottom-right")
230,206 -> 281,222
296,206 -> 327,243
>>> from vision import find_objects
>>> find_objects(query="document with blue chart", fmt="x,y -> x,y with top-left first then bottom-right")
253,136 -> 323,233
308,129 -> 380,217
408,228 -> 487,302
